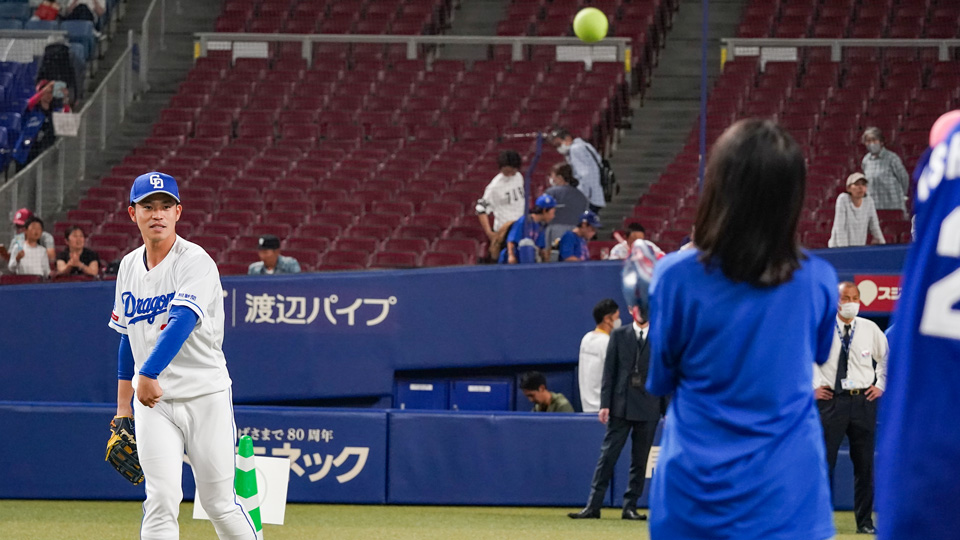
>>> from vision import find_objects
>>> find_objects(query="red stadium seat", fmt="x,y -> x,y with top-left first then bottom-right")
370,250 -> 419,269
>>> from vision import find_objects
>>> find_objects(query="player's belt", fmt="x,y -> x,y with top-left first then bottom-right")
837,388 -> 867,396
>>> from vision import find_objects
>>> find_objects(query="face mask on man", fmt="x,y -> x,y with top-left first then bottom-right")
612,318 -> 622,329
867,142 -> 882,154
839,302 -> 860,320
557,143 -> 571,155
548,176 -> 556,187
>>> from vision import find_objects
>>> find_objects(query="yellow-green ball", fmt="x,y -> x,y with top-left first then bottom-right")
573,7 -> 609,43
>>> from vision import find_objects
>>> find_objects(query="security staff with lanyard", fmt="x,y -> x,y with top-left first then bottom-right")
569,303 -> 668,521
814,281 -> 888,535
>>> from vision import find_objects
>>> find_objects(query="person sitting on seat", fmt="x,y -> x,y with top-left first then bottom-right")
558,211 -> 601,262
520,371 -> 575,412
248,234 -> 301,275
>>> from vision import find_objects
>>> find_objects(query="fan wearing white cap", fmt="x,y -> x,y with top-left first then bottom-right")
108,171 -> 258,539
827,172 -> 886,248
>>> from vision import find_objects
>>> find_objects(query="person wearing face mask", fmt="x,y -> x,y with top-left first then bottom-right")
828,172 -> 885,247
569,300 -> 667,521
544,162 -> 589,250
548,128 -> 606,214
860,127 -> 909,213
578,299 -> 621,413
813,281 -> 888,535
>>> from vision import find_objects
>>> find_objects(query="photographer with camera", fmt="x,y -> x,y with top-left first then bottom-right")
13,80 -> 72,169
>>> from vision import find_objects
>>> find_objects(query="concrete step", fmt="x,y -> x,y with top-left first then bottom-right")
602,0 -> 747,232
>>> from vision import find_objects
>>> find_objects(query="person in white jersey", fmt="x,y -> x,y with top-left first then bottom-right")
108,171 -> 257,540
578,299 -> 621,412
476,150 -> 526,242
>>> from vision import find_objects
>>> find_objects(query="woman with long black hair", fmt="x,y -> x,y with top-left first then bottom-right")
646,119 -> 838,540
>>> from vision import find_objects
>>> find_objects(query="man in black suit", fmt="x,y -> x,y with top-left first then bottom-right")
568,306 -> 667,520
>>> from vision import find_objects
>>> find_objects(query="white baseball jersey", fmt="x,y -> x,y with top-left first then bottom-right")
480,172 -> 525,230
578,329 -> 610,412
109,236 -> 231,400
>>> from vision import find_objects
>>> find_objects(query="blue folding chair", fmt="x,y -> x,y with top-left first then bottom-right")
0,112 -> 22,143
60,20 -> 95,60
24,19 -> 58,31
0,19 -> 23,30
0,4 -> 31,22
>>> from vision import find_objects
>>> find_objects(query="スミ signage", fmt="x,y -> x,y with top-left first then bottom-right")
854,275 -> 901,313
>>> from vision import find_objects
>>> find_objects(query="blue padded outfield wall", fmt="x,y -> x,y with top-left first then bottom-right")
0,248 -> 894,507
0,403 -> 857,508
0,246 -> 906,405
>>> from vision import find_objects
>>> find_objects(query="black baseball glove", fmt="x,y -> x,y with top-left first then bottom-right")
105,416 -> 144,485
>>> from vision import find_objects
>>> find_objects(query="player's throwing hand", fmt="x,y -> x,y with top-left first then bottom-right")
137,376 -> 163,407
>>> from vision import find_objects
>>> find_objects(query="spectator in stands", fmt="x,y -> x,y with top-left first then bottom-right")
62,0 -> 105,31
56,225 -> 99,277
13,80 -> 71,169
7,217 -> 50,278
828,172 -> 885,248
498,194 -> 556,264
0,208 -> 56,265
578,299 -> 620,413
520,371 -> 575,413
558,211 -> 600,262
544,162 -> 589,250
477,150 -> 526,252
607,223 -> 665,260
248,235 -> 301,275
861,127 -> 909,213
549,128 -> 605,214
31,0 -> 60,21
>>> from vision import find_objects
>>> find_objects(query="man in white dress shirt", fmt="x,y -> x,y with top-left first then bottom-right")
813,281 -> 888,535
578,299 -> 620,412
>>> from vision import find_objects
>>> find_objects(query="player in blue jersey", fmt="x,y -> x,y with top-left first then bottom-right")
498,194 -> 556,264
876,111 -> 960,540
645,119 -> 837,540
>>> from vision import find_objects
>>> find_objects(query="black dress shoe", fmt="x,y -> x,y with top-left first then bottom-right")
567,508 -> 600,519
622,509 -> 648,521
856,525 -> 877,534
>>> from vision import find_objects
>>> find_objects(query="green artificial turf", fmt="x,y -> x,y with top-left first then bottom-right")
0,500 -> 871,540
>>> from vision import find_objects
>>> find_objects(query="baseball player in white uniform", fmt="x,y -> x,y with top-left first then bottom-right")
109,172 -> 257,540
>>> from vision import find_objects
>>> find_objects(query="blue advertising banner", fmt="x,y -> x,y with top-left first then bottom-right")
184,406 -> 388,504
387,410 -> 608,506
0,247 -> 907,405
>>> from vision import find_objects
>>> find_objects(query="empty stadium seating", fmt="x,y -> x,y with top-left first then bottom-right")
628,0 -> 955,249
51,0 -> 631,275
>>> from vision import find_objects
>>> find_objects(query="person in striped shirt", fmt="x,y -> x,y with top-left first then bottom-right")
828,172 -> 885,247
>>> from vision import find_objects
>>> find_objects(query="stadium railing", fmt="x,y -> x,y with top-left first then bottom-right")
139,0 -> 167,92
0,0 -> 169,243
193,32 -> 633,79
722,37 -> 960,62
0,40 -> 135,244
0,29 -> 68,63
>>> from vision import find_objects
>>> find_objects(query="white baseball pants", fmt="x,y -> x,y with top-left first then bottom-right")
134,388 -> 257,540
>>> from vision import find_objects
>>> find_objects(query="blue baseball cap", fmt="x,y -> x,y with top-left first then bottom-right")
579,210 -> 601,228
534,193 -> 557,210
130,172 -> 180,204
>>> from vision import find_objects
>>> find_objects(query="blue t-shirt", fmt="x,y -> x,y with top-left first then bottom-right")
498,215 -> 545,263
558,230 -> 588,261
876,126 -> 960,540
646,249 -> 837,540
